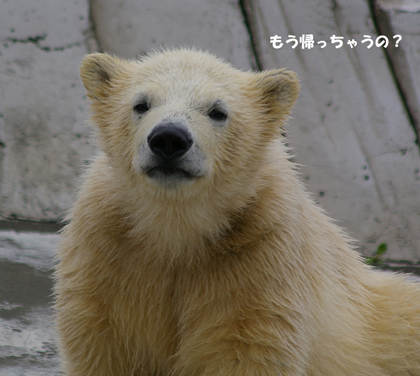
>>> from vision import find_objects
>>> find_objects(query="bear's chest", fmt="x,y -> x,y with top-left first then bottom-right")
108,261 -> 179,366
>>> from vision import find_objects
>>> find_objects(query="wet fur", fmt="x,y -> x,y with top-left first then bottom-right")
55,49 -> 420,375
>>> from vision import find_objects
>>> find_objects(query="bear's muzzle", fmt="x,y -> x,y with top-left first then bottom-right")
140,122 -> 206,185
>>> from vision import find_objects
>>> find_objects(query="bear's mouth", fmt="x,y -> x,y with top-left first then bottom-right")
146,166 -> 195,180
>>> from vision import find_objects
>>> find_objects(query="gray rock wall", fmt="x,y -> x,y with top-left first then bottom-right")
246,0 -> 420,260
91,0 -> 257,70
0,0 -> 419,261
0,0 -> 95,222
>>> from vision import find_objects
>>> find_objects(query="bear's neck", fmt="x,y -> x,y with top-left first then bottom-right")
115,149 -> 310,268
120,181 -> 254,267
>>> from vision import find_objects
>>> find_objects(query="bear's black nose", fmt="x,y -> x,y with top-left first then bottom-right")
147,123 -> 193,160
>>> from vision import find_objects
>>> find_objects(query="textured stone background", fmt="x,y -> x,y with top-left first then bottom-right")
1,0 -> 419,260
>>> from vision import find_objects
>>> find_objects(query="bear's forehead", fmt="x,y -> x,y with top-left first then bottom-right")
117,50 -> 246,107
133,77 -> 239,110
138,65 -> 230,86
128,64 -> 241,104
136,51 -> 240,85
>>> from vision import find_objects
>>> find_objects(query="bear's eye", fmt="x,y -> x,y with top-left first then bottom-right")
134,102 -> 150,115
208,108 -> 227,122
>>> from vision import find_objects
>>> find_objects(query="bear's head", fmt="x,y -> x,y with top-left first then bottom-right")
80,49 -> 300,203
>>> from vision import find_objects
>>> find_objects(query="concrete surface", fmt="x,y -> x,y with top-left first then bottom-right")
375,0 -> 420,137
0,0 -> 419,260
0,0 -> 96,222
91,0 -> 257,70
0,230 -> 61,375
247,0 -> 420,260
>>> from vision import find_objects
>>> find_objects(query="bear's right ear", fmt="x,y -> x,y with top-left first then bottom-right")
80,53 -> 124,101
251,69 -> 300,122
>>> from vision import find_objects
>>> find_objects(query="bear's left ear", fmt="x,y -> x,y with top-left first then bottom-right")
251,69 -> 300,121
80,53 -> 126,101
